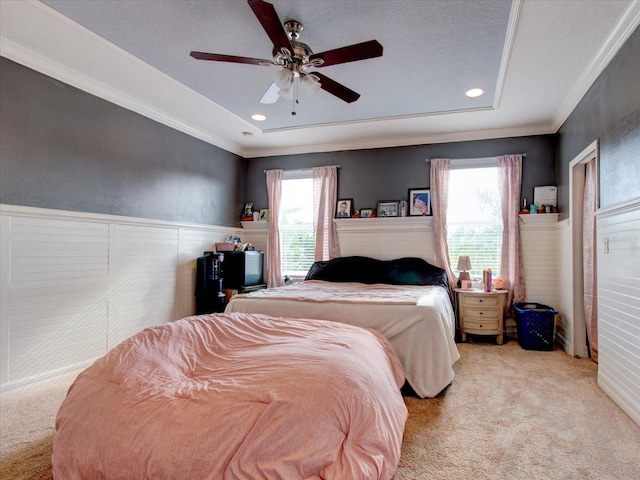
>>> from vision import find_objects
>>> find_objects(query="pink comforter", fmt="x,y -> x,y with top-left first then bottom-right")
52,313 -> 408,479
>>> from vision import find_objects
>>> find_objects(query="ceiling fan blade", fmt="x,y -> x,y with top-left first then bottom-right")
311,72 -> 360,103
260,82 -> 280,104
247,0 -> 292,54
190,51 -> 272,66
310,40 -> 383,67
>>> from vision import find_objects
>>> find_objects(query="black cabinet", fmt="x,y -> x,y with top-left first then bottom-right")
195,252 -> 226,314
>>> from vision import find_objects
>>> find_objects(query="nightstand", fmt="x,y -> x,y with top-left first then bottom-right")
455,289 -> 508,345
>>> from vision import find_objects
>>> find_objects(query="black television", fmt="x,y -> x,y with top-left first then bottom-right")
222,250 -> 264,290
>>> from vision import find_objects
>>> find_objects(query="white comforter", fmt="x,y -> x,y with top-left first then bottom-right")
226,281 -> 460,397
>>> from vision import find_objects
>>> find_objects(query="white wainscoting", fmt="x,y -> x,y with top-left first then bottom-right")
0,204 -> 236,393
242,217 -> 561,300
555,220 -> 573,354
518,214 -> 562,341
596,198 -> 640,425
519,214 -> 561,307
238,217 -> 437,278
335,217 -> 435,261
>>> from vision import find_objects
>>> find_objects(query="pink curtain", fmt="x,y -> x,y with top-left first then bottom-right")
313,166 -> 341,261
430,158 -> 458,291
266,169 -> 283,288
583,158 -> 598,362
497,155 -> 526,308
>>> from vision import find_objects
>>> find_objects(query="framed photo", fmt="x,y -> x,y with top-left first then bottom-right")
408,188 -> 431,216
258,209 -> 269,221
377,200 -> 399,217
336,199 -> 354,218
360,208 -> 374,218
241,202 -> 254,221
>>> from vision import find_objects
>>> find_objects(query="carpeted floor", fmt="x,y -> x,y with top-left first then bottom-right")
2,340 -> 639,479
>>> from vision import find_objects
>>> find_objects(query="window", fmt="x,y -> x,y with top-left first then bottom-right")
279,172 -> 314,277
447,165 -> 502,279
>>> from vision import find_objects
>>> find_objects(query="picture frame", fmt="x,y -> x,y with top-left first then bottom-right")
377,200 -> 399,217
408,188 -> 431,216
258,209 -> 270,221
241,202 -> 254,221
360,208 -> 374,218
336,199 -> 354,218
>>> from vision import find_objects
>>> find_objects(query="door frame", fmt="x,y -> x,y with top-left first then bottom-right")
568,139 -> 598,358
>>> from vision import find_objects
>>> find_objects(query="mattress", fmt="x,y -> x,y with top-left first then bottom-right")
226,280 -> 460,397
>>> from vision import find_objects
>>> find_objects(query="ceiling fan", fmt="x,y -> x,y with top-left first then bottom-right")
190,0 -> 383,114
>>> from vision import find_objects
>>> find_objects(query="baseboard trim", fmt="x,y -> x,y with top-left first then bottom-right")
0,360 -> 92,397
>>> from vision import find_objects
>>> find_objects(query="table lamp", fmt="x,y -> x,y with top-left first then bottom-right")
457,255 -> 472,287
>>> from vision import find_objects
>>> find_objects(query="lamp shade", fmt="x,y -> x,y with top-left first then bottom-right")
457,255 -> 472,272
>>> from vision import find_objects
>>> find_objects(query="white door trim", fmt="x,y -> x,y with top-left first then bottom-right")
568,139 -> 598,358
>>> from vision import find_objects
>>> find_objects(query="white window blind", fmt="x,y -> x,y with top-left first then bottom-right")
280,173 -> 314,277
447,165 -> 502,279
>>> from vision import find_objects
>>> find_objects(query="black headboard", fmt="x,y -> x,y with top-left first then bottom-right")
305,256 -> 450,291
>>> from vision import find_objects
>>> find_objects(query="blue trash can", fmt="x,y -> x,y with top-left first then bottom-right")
514,303 -> 558,351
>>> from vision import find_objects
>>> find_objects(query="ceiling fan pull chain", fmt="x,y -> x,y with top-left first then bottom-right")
291,76 -> 298,115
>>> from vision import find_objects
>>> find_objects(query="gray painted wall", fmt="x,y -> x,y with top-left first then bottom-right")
245,136 -> 555,213
3,25 -> 636,226
0,58 -> 245,226
556,26 -> 640,217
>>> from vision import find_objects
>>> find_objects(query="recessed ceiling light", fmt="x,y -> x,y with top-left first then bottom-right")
465,88 -> 484,98
251,114 -> 266,121
242,131 -> 253,137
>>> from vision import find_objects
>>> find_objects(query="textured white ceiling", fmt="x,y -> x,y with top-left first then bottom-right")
1,0 -> 639,158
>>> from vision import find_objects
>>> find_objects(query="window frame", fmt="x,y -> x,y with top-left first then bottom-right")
279,169 -> 315,279
446,159 -> 503,280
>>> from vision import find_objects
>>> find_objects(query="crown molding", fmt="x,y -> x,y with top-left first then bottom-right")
551,0 -> 640,131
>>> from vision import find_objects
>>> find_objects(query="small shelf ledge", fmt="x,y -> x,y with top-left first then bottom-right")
335,216 -> 433,232
240,221 -> 268,231
519,213 -> 559,225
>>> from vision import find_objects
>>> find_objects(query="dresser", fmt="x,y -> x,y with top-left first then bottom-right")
455,289 -> 508,345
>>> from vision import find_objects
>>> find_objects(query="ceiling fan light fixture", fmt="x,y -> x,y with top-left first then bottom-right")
465,88 -> 484,98
301,74 -> 321,95
278,87 -> 294,100
274,68 -> 293,89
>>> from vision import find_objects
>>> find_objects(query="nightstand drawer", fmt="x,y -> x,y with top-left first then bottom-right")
461,295 -> 500,307
464,318 -> 500,333
464,307 -> 500,321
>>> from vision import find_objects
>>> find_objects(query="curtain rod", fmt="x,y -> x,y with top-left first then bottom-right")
264,164 -> 340,173
425,154 -> 526,163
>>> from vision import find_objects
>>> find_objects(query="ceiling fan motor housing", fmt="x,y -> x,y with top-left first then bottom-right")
273,20 -> 312,67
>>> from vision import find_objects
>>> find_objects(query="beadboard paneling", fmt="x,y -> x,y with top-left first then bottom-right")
0,205 -> 232,392
596,199 -> 640,425
555,221 -> 573,353
237,218 -> 438,279
335,217 -> 436,263
520,216 -> 560,308
107,224 -> 179,348
5,215 -> 109,385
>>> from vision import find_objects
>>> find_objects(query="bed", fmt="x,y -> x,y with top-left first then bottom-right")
52,312 -> 407,479
226,256 -> 460,398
